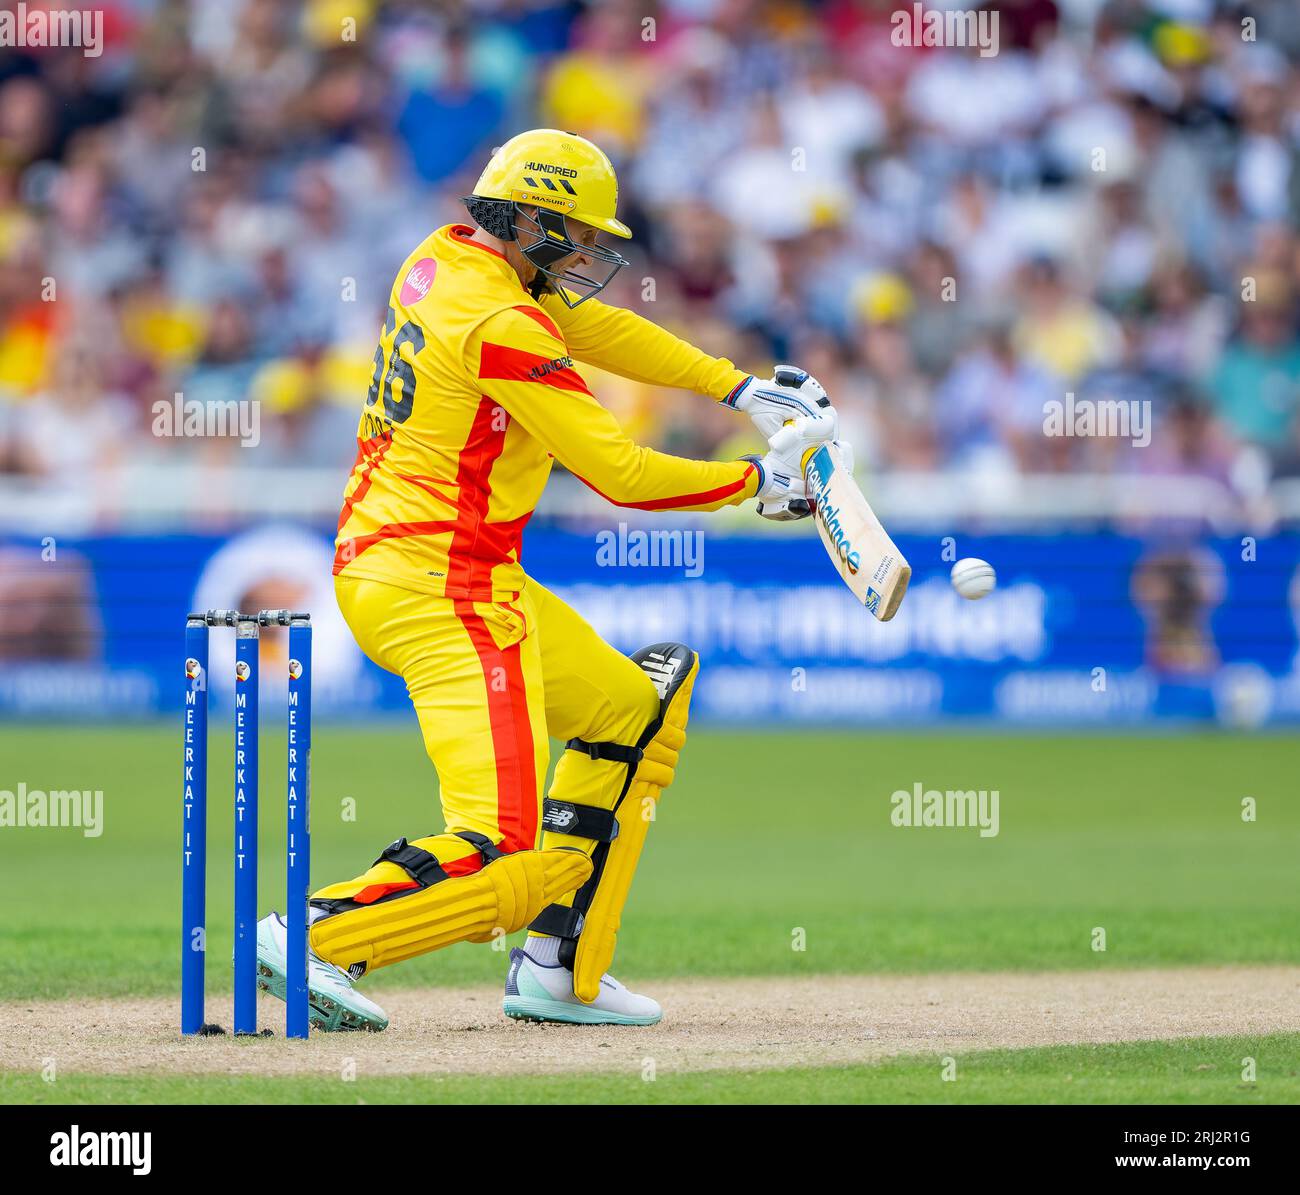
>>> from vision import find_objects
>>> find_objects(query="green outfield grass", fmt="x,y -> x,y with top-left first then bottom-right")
3,1034 -> 1296,1105
0,726 -> 1296,999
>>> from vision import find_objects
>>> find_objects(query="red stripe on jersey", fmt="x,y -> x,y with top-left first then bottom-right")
334,518 -> 459,571
334,398 -> 531,585
511,304 -> 563,341
334,511 -> 532,580
336,433 -> 393,535
394,472 -> 459,505
454,598 -> 538,854
574,462 -> 756,512
478,341 -> 591,395
476,511 -> 532,564
444,396 -> 513,597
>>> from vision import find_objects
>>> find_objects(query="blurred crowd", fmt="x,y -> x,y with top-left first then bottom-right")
2,0 -> 1300,525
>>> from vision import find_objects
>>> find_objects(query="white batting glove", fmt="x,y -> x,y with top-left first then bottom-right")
724,366 -> 839,444
742,450 -> 812,521
745,449 -> 805,500
746,437 -> 856,521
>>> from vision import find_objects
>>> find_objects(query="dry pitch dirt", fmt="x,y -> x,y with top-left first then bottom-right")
3,966 -> 1298,1079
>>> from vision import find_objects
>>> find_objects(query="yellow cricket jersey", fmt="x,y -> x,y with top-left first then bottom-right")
335,224 -> 757,600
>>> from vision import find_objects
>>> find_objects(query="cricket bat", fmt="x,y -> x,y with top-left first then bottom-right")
802,441 -> 911,621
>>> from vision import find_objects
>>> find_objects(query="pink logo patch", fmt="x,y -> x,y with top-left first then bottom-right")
399,258 -> 437,305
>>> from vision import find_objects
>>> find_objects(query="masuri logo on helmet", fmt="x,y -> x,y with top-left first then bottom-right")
463,129 -> 631,308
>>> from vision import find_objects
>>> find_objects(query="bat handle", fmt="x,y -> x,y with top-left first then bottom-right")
780,416 -> 825,476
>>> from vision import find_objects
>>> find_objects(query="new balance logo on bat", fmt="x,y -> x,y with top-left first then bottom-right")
804,442 -> 911,622
815,497 -> 861,575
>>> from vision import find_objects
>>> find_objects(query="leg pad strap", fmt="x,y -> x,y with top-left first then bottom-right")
529,903 -> 585,939
566,738 -> 643,766
540,797 -> 620,842
373,830 -> 506,892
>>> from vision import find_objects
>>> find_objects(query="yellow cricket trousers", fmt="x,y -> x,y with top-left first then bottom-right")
312,573 -> 659,910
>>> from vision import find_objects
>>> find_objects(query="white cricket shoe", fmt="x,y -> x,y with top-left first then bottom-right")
502,946 -> 662,1026
255,912 -> 389,1032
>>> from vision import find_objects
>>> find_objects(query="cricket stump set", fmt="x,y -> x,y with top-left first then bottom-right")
182,610 -> 312,1037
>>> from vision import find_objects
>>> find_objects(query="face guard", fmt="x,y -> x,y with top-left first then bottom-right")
513,205 -> 629,308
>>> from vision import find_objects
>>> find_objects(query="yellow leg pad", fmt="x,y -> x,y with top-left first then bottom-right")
310,848 -> 592,973
570,656 -> 696,1004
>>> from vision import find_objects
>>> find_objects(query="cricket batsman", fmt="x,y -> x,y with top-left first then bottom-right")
255,129 -> 840,1029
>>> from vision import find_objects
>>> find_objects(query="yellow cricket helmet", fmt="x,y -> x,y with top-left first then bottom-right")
464,128 -> 631,307
470,128 -> 632,239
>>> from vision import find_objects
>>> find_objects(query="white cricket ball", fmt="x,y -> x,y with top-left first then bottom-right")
950,557 -> 996,600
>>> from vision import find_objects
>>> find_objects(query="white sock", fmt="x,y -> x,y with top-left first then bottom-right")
524,934 -> 561,964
